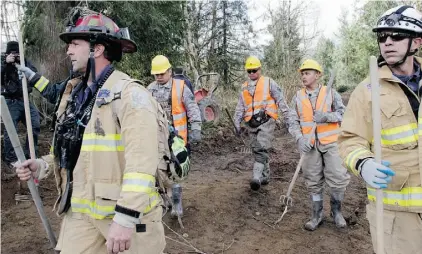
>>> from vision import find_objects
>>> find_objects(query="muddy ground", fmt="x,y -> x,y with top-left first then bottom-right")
1,122 -> 373,254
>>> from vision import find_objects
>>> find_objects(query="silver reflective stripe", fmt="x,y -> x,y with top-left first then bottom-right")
367,189 -> 422,201
174,79 -> 183,103
122,179 -> 155,188
82,139 -> 123,146
173,112 -> 186,121
300,122 -> 314,127
262,77 -> 270,100
381,129 -> 417,141
175,125 -> 187,131
318,128 -> 340,138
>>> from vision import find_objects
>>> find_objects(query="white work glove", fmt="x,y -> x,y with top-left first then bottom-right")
313,111 -> 330,123
16,64 -> 36,81
5,54 -> 15,63
297,137 -> 312,153
360,159 -> 395,189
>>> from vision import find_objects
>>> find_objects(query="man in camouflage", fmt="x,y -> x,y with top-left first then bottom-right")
234,56 -> 290,191
288,59 -> 350,231
147,55 -> 201,219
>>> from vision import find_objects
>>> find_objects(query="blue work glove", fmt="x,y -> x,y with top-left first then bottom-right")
297,137 -> 312,153
189,129 -> 201,143
313,111 -> 329,123
360,159 -> 395,189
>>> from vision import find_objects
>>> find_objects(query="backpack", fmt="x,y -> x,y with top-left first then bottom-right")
109,78 -> 191,182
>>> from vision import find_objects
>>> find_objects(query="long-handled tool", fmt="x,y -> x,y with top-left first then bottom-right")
1,96 -> 58,253
225,107 -> 252,154
370,55 -> 384,254
274,69 -> 336,226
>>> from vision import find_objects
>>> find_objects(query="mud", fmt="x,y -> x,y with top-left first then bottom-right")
1,126 -> 373,254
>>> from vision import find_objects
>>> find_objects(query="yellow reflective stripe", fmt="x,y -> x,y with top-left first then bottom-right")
122,173 -> 156,193
71,198 -> 115,219
81,145 -> 124,152
34,76 -> 49,92
345,148 -> 368,174
81,133 -> 124,151
378,123 -> 418,145
367,187 -> 422,207
143,192 -> 161,214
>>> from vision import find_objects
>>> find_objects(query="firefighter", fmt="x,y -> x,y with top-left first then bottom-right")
234,56 -> 290,191
15,8 -> 166,254
288,59 -> 350,231
338,5 -> 422,254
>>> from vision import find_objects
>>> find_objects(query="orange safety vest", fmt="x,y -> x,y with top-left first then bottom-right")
242,76 -> 278,122
171,79 -> 188,143
296,86 -> 339,145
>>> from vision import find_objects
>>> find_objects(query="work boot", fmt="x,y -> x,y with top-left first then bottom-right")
261,161 -> 270,185
304,194 -> 324,231
330,191 -> 347,228
250,162 -> 265,191
170,184 -> 183,218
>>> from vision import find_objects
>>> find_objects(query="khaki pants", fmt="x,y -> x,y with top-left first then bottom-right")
366,203 -> 422,254
56,206 -> 166,254
302,142 -> 350,195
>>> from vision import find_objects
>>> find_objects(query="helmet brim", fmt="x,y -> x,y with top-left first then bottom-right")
59,32 -> 138,53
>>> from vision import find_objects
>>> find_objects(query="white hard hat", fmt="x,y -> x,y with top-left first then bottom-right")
373,5 -> 422,35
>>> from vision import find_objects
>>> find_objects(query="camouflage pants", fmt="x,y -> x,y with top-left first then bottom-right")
248,118 -> 276,178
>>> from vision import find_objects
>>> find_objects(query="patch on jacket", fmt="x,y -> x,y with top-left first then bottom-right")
97,88 -> 111,98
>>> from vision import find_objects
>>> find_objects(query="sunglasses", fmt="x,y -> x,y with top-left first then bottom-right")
377,32 -> 411,43
247,69 -> 259,74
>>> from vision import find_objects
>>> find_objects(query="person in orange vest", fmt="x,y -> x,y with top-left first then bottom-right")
234,56 -> 290,191
288,59 -> 350,231
147,55 -> 201,219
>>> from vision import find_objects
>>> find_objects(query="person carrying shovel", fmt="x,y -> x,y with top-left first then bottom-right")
233,56 -> 290,191
338,5 -> 422,254
287,59 -> 350,231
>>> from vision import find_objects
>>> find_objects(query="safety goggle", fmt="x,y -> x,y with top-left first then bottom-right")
377,32 -> 411,43
247,69 -> 259,74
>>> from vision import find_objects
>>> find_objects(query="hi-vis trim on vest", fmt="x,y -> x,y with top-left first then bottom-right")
345,147 -> 369,175
34,76 -> 49,92
71,191 -> 161,219
242,76 -> 278,121
367,187 -> 422,208
171,79 -> 188,143
81,133 -> 125,151
377,123 -> 419,146
122,172 -> 156,193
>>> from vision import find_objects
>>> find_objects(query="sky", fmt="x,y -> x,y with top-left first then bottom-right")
1,0 -> 358,52
246,0 -> 358,48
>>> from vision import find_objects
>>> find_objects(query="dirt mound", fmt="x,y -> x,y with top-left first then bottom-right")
1,127 -> 373,254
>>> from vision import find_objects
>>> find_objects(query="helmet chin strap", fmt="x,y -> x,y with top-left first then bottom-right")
82,36 -> 97,85
378,37 -> 417,68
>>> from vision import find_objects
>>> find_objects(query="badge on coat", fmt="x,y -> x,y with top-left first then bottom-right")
98,89 -> 111,98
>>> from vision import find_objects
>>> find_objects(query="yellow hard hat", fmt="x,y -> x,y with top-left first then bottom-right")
244,56 -> 262,70
151,55 -> 172,75
298,59 -> 323,73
